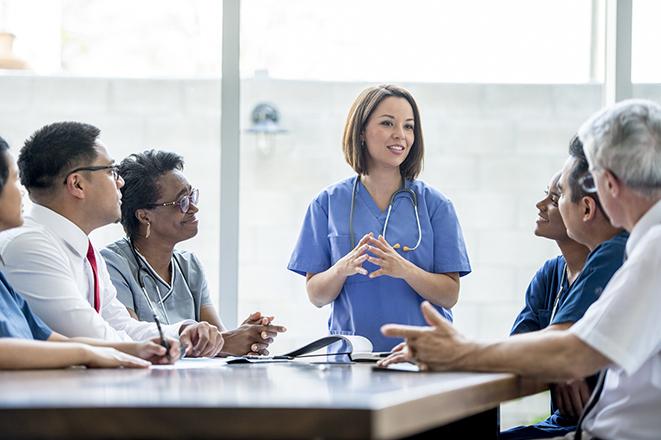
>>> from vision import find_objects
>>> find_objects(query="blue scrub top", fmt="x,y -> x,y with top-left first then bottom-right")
504,231 -> 628,439
511,231 -> 628,336
0,271 -> 52,341
551,230 -> 628,326
288,176 -> 471,351
510,256 -> 568,335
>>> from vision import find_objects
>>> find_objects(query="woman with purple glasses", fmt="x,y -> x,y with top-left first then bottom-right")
102,150 -> 285,357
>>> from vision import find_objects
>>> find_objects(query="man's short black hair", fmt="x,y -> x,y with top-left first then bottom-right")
568,135 -> 604,212
18,122 -> 100,191
0,135 -> 10,193
119,150 -> 184,240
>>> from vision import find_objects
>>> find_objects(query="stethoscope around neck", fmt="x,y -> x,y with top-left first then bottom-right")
349,175 -> 422,251
127,238 -> 187,325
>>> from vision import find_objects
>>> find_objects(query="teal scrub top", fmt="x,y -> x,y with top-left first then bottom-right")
102,238 -> 214,325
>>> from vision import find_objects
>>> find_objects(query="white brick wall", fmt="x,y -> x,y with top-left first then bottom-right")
3,75 -> 656,428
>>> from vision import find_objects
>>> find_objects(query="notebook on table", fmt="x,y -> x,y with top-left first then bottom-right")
226,335 -> 391,364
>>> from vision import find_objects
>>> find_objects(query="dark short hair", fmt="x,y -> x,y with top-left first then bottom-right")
119,150 -> 184,239
342,84 -> 424,180
568,135 -> 605,213
0,136 -> 10,193
18,122 -> 100,191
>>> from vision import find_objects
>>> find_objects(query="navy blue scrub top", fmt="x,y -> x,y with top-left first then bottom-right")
288,177 -> 471,351
512,231 -> 629,336
0,271 -> 52,340
510,255 -> 568,335
505,231 -> 628,437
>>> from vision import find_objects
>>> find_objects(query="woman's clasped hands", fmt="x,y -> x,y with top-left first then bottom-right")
337,232 -> 415,280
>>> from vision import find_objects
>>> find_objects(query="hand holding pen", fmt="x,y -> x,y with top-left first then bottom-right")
150,313 -> 184,363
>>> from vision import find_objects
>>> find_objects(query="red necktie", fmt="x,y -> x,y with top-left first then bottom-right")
86,240 -> 101,313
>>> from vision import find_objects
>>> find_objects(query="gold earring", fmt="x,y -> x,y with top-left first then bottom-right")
145,222 -> 151,239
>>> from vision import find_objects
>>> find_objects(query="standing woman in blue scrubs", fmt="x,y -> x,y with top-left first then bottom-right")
288,84 -> 471,351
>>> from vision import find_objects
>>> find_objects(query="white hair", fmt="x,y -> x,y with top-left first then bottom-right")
578,99 -> 661,197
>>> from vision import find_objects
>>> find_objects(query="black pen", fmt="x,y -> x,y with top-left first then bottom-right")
153,313 -> 171,355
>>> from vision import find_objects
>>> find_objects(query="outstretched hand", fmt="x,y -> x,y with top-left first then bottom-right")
378,301 -> 467,371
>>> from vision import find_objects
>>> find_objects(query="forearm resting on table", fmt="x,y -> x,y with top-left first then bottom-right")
305,269 -> 346,308
0,338 -> 91,369
404,266 -> 459,309
49,332 -> 128,350
454,331 -> 610,382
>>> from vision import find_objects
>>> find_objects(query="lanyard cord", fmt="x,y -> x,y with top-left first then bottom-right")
549,265 -> 568,324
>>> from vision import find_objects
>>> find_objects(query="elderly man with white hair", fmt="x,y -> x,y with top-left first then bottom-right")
378,99 -> 661,440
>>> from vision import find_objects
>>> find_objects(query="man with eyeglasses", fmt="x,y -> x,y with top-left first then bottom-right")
379,99 -> 661,440
0,122 -> 224,357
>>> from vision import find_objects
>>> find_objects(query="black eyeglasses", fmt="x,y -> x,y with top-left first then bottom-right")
149,188 -> 199,213
63,165 -> 121,184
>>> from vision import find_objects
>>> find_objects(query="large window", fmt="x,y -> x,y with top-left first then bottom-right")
632,0 -> 661,83
241,0 -> 593,83
0,0 -> 222,308
1,0 -> 221,77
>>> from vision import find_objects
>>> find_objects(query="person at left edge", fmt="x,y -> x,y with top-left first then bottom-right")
0,122 -> 223,357
288,84 -> 471,352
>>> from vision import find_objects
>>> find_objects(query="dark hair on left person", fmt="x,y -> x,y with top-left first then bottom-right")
0,135 -> 11,193
18,121 -> 100,191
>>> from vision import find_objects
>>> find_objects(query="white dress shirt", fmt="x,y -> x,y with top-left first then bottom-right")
0,204 -> 191,341
570,200 -> 661,440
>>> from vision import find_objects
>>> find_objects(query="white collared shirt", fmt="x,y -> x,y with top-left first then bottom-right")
571,199 -> 661,440
0,204 -> 190,341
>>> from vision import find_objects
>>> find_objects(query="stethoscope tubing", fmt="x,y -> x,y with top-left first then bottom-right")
349,175 -> 422,251
127,238 -> 187,325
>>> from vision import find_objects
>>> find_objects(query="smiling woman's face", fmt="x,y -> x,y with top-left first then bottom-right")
362,96 -> 414,173
144,169 -> 199,245
534,171 -> 568,241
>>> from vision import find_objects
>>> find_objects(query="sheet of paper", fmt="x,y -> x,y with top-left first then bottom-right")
343,335 -> 373,353
151,357 -> 230,369
372,362 -> 421,373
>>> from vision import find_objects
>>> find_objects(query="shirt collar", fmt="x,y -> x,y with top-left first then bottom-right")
29,204 -> 89,258
625,199 -> 661,257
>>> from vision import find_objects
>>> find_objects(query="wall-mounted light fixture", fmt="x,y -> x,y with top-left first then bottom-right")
245,102 -> 287,155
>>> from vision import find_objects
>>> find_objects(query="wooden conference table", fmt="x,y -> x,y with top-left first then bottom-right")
0,358 -> 545,439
